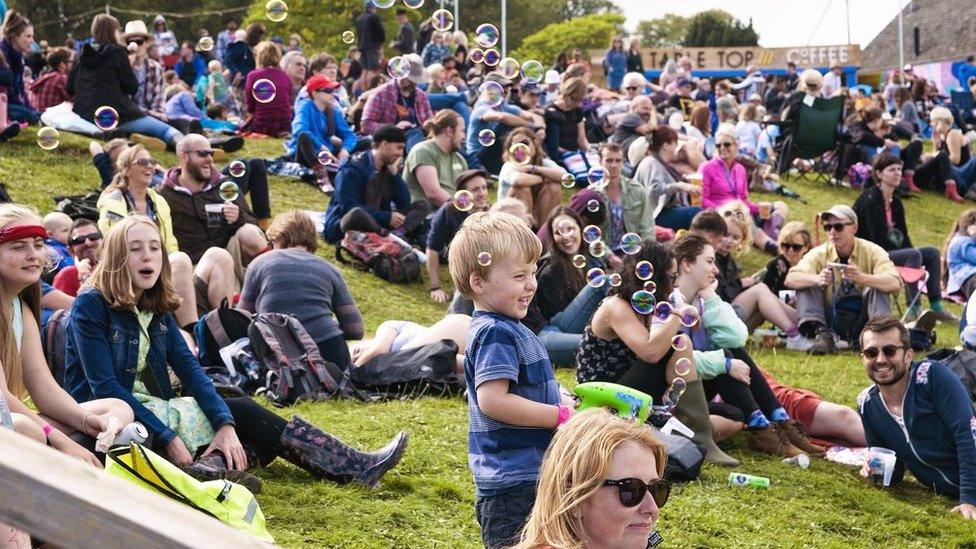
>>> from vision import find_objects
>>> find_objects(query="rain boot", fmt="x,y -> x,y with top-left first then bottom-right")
945,180 -> 965,203
183,451 -> 264,494
277,416 -> 408,488
672,380 -> 739,467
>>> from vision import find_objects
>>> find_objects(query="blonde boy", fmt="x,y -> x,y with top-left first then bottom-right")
448,211 -> 574,549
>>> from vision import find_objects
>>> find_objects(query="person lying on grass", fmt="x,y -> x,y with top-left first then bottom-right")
857,315 -> 976,520
350,314 -> 470,373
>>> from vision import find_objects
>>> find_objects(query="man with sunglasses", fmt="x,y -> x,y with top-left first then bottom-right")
785,205 -> 901,354
52,219 -> 103,297
857,316 -> 976,520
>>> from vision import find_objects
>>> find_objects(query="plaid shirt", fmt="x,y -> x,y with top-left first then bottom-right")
360,80 -> 432,134
132,57 -> 165,113
28,70 -> 70,112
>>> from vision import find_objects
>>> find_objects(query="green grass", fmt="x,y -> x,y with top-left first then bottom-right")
4,127 -> 976,547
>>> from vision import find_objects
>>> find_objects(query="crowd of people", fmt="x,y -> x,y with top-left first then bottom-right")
3,3 -> 976,547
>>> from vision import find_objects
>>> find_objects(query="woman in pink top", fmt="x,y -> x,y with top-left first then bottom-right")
240,40 -> 293,137
701,127 -> 787,253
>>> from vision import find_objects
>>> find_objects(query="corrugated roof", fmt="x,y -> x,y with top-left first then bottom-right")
861,0 -> 976,72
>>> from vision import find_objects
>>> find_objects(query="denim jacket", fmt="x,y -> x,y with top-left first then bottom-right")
64,288 -> 234,444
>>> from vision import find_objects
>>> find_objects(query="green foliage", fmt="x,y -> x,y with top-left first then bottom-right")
560,0 -> 622,20
511,13 -> 625,67
636,13 -> 690,48
684,9 -> 759,47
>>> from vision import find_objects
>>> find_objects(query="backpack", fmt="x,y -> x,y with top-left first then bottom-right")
194,301 -> 253,368
247,313 -> 362,406
652,428 -> 705,483
52,192 -> 100,221
336,230 -> 421,283
926,348 -> 976,400
42,308 -> 71,387
348,339 -> 464,399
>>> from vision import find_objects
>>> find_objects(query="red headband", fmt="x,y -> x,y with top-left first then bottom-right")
0,225 -> 47,244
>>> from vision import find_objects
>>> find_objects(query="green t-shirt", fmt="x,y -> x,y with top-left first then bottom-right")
402,139 -> 468,203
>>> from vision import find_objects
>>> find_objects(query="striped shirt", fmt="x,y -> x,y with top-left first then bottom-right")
464,311 -> 560,496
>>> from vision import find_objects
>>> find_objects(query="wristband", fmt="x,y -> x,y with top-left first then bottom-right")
555,404 -> 570,429
725,357 -> 732,374
42,423 -> 54,439
429,286 -> 441,292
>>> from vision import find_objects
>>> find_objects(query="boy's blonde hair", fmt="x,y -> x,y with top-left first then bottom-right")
207,59 -> 223,72
717,200 -> 753,252
448,211 -> 542,299
42,211 -> 72,233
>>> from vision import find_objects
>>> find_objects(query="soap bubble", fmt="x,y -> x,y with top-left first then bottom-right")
653,301 -> 673,322
197,36 -> 214,52
521,60 -> 545,84
228,160 -> 247,178
452,189 -> 474,211
252,78 -> 277,103
475,24 -> 499,48
586,199 -> 600,213
557,219 -> 576,236
478,129 -> 496,147
662,378 -> 687,409
582,225 -> 601,243
620,233 -> 641,255
587,165 -> 606,187
404,0 -> 425,7
643,280 -> 657,293
484,49 -> 500,67
498,57 -> 520,80
586,267 -> 606,288
36,127 -> 60,150
671,334 -> 689,352
93,106 -> 119,131
387,56 -> 411,80
341,31 -> 355,44
373,0 -> 396,7
431,9 -> 454,31
635,260 -> 654,280
674,357 -> 693,377
477,251 -> 492,266
479,80 -> 505,107
265,0 -> 288,22
608,273 -> 622,287
561,173 -> 576,188
630,290 -> 655,314
317,150 -> 335,166
588,239 -> 606,258
572,254 -> 587,269
469,48 -> 485,64
679,309 -> 700,328
508,142 -> 531,165
219,180 -> 240,202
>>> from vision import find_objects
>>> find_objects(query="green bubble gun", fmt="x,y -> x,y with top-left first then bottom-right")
573,382 -> 653,422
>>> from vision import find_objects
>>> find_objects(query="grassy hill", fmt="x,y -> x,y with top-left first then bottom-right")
3,127 -> 975,547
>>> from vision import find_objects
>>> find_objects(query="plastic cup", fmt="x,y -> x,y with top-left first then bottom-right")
866,447 -> 897,487
685,173 -> 703,207
205,203 -> 224,228
759,201 -> 772,220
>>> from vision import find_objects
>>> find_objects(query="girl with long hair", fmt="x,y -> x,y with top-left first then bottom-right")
943,208 -> 976,301
498,127 -> 567,228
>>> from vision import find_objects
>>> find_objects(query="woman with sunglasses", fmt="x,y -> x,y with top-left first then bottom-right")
577,240 -> 739,466
633,125 -> 702,231
499,127 -> 567,228
761,221 -> 812,297
603,36 -> 627,92
853,152 -> 956,322
701,126 -> 787,254
514,408 -> 669,549
0,204 -> 135,468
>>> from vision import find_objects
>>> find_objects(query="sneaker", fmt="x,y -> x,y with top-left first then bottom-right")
808,328 -> 837,355
777,420 -> 827,455
210,134 -> 245,153
786,334 -> 814,352
834,336 -> 851,351
747,425 -> 804,457
931,309 -> 960,324
912,309 -> 939,333
130,133 -> 166,152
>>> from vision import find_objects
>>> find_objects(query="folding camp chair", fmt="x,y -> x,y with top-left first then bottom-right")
894,265 -> 928,323
776,95 -> 847,184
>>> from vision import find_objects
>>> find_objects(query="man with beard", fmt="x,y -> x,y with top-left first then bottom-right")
161,134 -> 269,315
360,53 -> 432,152
52,219 -> 103,297
857,316 -> 976,520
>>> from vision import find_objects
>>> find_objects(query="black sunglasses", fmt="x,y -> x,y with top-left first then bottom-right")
822,222 -> 852,233
130,39 -> 145,46
625,86 -> 639,91
716,142 -> 735,149
68,232 -> 103,246
133,158 -> 158,168
861,345 -> 905,360
187,150 -> 215,158
782,243 -> 806,252
723,210 -> 745,221
603,478 -> 671,508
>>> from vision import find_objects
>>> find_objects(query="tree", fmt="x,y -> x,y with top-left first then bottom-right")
635,13 -> 689,48
560,0 -> 622,20
683,9 -> 758,47
511,13 -> 626,67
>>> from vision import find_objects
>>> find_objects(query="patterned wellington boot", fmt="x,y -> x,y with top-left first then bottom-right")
277,416 -> 409,488
183,451 -> 264,494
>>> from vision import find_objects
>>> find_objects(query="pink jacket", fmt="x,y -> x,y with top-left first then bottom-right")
700,157 -> 758,215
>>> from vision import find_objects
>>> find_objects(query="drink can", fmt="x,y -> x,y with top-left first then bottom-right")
728,472 -> 770,489
115,422 -> 149,445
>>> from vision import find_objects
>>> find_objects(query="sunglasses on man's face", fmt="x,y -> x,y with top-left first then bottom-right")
603,478 -> 671,508
626,86 -> 639,91
716,142 -> 735,149
861,345 -> 905,360
130,39 -> 145,46
822,222 -> 852,233
187,150 -> 215,159
69,233 -> 102,246
781,243 -> 806,252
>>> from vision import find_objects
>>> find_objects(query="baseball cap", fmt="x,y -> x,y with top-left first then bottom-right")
677,78 -> 693,87
306,74 -> 341,93
520,82 -> 544,94
544,69 -> 561,85
820,204 -> 857,225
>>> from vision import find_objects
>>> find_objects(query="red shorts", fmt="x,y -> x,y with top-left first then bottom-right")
760,369 -> 823,427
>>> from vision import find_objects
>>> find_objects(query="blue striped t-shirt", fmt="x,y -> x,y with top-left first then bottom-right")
464,311 -> 560,496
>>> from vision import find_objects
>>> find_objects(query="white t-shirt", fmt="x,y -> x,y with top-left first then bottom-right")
735,120 -> 761,156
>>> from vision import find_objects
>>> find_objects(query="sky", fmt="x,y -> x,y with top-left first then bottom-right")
616,0 -> 914,48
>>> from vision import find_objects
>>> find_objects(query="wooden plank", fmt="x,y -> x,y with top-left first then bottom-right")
0,428 -> 276,549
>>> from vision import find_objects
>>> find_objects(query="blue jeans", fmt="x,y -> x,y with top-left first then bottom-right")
8,103 -> 39,124
537,283 -> 606,366
655,206 -> 702,231
427,92 -> 471,124
953,157 -> 976,193
475,482 -> 536,549
118,115 -> 184,147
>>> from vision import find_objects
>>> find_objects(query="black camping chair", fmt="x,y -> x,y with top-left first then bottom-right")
775,95 -> 847,184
